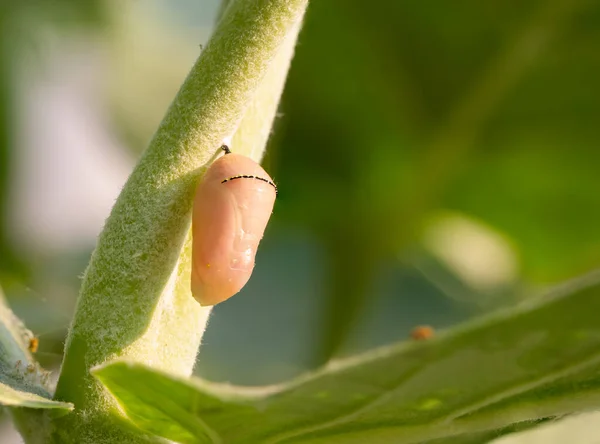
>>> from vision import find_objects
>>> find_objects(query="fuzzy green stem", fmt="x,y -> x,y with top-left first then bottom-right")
47,0 -> 308,442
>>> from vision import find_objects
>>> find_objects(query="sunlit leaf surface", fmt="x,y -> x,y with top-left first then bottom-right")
95,271 -> 600,443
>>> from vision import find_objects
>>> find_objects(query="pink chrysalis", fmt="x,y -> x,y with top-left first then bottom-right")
191,145 -> 277,306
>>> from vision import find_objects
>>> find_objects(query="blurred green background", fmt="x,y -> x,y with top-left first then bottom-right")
1,0 -> 599,441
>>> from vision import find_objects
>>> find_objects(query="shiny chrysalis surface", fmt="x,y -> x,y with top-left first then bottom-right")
191,149 -> 277,306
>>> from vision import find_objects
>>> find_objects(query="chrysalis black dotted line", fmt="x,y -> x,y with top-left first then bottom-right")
221,175 -> 278,195
219,144 -> 278,195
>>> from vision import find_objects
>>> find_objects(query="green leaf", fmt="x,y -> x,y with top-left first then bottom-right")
94,271 -> 600,443
93,362 -> 224,444
0,290 -> 32,369
0,381 -> 72,411
422,418 -> 554,444
0,288 -> 72,413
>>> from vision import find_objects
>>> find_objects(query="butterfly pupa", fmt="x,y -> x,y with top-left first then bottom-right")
191,145 -> 277,306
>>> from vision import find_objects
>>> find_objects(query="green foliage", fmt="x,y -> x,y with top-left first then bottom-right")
94,271 -> 600,443
0,288 -> 72,442
2,0 -> 600,442
272,0 -> 600,362
0,384 -> 71,412
1,290 -> 46,399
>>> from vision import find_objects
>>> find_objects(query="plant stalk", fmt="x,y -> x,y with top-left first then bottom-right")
46,0 -> 308,442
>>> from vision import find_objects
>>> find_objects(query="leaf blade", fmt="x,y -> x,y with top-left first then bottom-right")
95,271 -> 600,443
0,288 -> 72,413
0,381 -> 72,411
